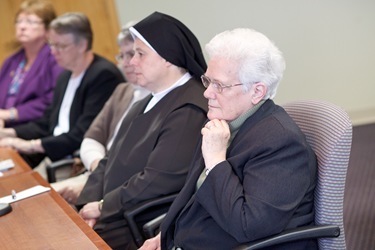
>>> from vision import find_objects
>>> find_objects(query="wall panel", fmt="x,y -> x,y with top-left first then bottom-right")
0,0 -> 120,64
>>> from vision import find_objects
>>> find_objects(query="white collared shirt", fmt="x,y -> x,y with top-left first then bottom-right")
143,72 -> 192,113
53,72 -> 85,136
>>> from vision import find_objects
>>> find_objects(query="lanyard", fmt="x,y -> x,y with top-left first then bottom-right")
8,60 -> 27,96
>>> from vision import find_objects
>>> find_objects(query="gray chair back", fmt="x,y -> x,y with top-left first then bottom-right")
283,100 -> 352,250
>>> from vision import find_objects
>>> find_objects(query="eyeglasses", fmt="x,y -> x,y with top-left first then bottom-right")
115,51 -> 135,62
15,19 -> 43,26
201,75 -> 244,93
48,42 -> 74,52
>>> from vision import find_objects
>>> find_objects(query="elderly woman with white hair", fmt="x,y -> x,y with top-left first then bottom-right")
140,28 -> 318,250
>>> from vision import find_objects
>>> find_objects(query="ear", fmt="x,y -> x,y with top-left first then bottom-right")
77,39 -> 89,53
251,82 -> 267,105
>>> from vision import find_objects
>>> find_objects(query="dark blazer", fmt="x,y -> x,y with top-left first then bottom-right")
77,78 -> 207,241
14,54 -> 124,163
161,100 -> 318,250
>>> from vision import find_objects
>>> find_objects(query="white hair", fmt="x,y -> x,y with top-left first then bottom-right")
205,28 -> 286,99
117,20 -> 138,45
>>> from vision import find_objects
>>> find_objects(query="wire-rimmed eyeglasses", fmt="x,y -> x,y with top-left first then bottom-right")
15,19 -> 43,26
48,42 -> 74,52
201,75 -> 244,93
115,51 -> 135,63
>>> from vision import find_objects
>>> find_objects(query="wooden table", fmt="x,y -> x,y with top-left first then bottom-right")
0,164 -> 110,249
0,148 -> 31,177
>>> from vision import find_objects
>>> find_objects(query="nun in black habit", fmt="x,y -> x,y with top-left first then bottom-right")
76,11 -> 208,250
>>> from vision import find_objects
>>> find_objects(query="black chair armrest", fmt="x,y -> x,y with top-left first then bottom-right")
123,193 -> 178,247
72,150 -> 80,158
143,213 -> 166,238
234,225 -> 340,250
46,158 -> 75,183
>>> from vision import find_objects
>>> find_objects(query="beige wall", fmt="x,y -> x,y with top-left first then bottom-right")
115,0 -> 375,126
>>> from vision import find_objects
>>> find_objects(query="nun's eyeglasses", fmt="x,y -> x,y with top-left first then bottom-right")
201,75 -> 243,93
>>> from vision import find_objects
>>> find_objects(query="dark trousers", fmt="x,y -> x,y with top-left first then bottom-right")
20,153 -> 46,168
94,221 -> 138,250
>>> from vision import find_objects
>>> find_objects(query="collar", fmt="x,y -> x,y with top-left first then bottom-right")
228,99 -> 267,145
143,72 -> 192,113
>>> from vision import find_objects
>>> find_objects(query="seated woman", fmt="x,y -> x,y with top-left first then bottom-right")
0,12 -> 124,169
140,28 -> 318,250
0,0 -> 63,127
51,23 -> 149,204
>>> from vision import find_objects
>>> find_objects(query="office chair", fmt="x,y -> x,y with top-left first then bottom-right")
143,100 -> 352,250
123,193 -> 178,247
46,150 -> 81,183
233,100 -> 352,249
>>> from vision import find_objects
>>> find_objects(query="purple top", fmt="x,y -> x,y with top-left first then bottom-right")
0,44 -> 63,126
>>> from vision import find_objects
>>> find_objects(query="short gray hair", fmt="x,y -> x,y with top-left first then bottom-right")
49,12 -> 93,51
